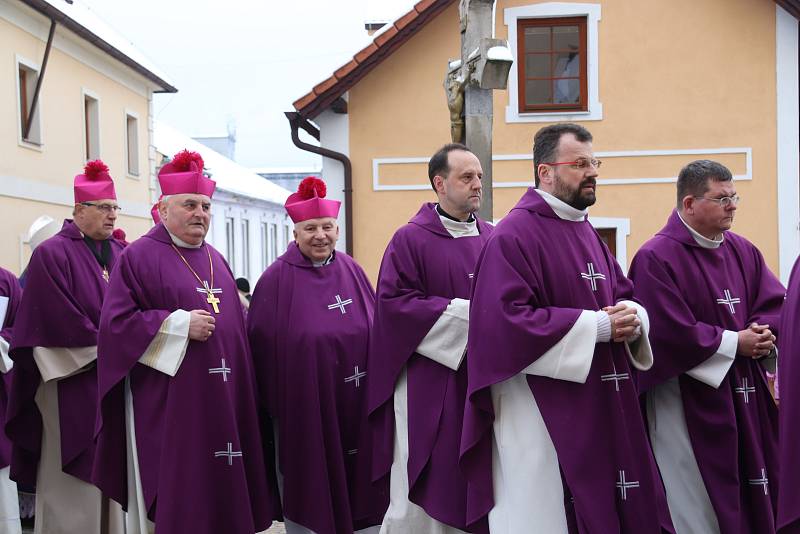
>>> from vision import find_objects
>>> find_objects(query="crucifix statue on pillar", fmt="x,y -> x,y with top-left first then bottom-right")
445,0 -> 513,222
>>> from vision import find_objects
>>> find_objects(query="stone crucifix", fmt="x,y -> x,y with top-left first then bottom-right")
445,0 -> 513,222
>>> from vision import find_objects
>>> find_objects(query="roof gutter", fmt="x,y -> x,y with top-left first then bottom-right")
20,0 -> 177,93
285,111 -> 354,257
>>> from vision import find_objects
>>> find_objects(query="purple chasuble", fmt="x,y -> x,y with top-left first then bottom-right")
248,244 -> 387,534
93,223 -> 279,534
368,203 -> 491,531
630,210 -> 784,533
0,267 -> 22,469
460,189 -> 673,533
779,257 -> 800,533
6,220 -> 123,490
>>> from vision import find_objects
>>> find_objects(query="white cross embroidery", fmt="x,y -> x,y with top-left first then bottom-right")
601,362 -> 630,392
735,377 -> 756,404
347,449 -> 359,455
344,365 -> 367,388
195,281 -> 223,295
213,442 -> 243,466
616,470 -> 640,501
716,289 -> 741,314
748,468 -> 769,495
580,263 -> 606,291
468,273 -> 474,279
208,358 -> 232,382
327,294 -> 353,314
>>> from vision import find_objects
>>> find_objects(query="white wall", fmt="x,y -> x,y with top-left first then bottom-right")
316,104 -> 350,253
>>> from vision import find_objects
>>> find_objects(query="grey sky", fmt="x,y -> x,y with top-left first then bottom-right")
81,0 -> 418,169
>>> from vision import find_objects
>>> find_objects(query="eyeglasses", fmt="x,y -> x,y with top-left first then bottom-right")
693,195 -> 740,208
81,202 -> 122,213
543,158 -> 602,170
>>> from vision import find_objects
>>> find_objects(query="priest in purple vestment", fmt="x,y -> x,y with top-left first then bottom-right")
0,266 -> 22,532
630,159 -> 784,534
368,144 -> 492,534
6,160 -> 125,534
248,177 -> 387,534
779,257 -> 800,533
93,150 -> 280,534
460,123 -> 674,533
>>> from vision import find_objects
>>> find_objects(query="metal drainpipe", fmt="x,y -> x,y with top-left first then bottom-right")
24,19 -> 55,141
284,111 -> 354,257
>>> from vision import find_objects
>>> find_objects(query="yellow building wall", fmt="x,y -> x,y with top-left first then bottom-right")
348,0 -> 779,282
0,16 -> 154,274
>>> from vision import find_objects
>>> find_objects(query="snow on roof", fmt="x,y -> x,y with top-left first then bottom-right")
24,0 -> 176,92
154,120 -> 291,206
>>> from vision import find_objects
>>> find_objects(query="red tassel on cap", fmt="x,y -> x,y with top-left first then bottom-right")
84,159 -> 109,180
171,150 -> 204,172
297,176 -> 326,200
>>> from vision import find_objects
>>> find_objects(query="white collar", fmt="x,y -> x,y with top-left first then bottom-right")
438,213 -> 479,238
313,252 -> 335,268
677,212 -> 723,249
535,189 -> 587,222
167,230 -> 203,249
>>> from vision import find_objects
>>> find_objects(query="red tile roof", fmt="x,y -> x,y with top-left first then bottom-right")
293,0 -> 799,120
292,0 -> 457,119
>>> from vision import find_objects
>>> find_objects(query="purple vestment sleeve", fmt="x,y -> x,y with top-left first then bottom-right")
628,246 -> 725,383
0,268 -> 22,469
779,257 -> 800,533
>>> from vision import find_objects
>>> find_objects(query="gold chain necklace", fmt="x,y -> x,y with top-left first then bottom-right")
170,243 -> 221,313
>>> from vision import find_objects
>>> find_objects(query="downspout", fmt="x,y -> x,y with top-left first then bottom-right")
285,111 -> 354,257
24,19 -> 56,141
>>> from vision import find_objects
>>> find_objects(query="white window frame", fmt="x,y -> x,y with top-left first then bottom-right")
504,2 -> 602,123
241,218 -> 250,280
124,109 -> 140,178
225,216 -> 236,273
82,88 -> 101,160
588,216 -> 630,272
15,55 -> 43,150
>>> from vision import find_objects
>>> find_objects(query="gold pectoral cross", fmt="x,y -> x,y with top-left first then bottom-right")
206,291 -> 221,314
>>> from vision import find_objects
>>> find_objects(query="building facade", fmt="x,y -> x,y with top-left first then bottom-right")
0,0 -> 176,273
291,0 -> 800,283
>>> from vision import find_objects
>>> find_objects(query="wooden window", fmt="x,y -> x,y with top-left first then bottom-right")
596,228 -> 617,258
18,63 -> 41,144
517,16 -> 587,113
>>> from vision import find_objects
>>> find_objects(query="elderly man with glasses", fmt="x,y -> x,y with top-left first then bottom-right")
461,123 -> 673,533
629,159 -> 784,534
6,160 -> 126,534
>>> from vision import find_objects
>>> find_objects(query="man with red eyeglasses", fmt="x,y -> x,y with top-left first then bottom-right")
629,160 -> 783,533
461,123 -> 673,532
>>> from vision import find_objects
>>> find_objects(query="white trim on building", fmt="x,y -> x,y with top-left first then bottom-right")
372,147 -> 753,191
776,4 -> 800,284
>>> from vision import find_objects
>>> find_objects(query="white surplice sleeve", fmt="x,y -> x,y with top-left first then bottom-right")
0,337 -> 12,374
34,346 -> 97,382
619,300 -> 654,371
686,329 -> 737,388
415,298 -> 469,371
137,310 -> 191,377
522,310 -> 598,383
